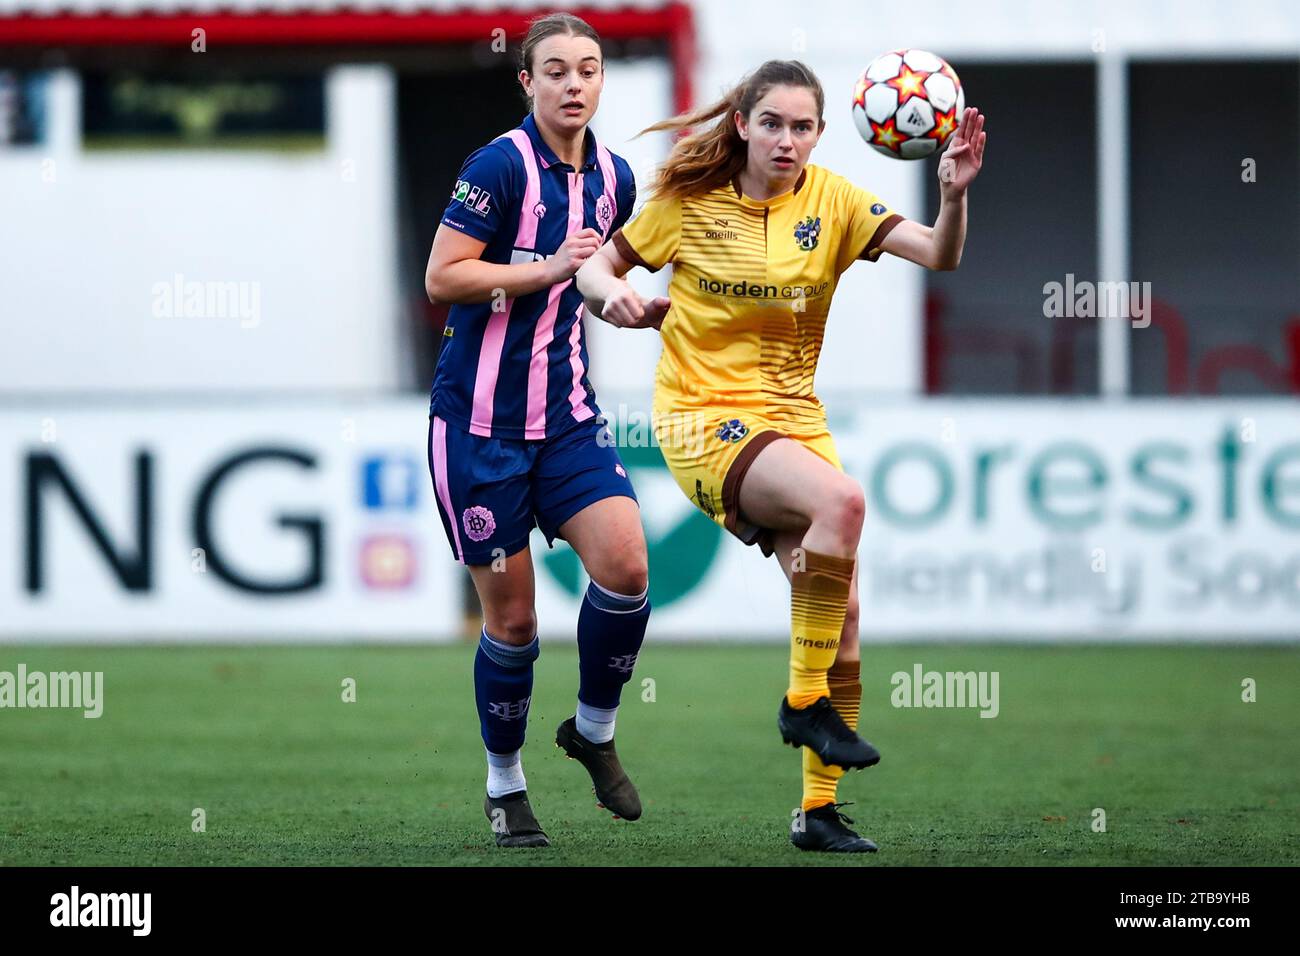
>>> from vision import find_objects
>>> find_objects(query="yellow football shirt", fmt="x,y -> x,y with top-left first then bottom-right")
612,163 -> 902,432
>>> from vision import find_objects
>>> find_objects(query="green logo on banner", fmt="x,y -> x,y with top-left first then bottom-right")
540,441 -> 724,607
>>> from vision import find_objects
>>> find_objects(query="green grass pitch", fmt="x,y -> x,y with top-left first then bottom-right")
1,643 -> 1296,867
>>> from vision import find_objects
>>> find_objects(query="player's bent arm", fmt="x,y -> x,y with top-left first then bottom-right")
878,194 -> 967,271
424,224 -> 556,305
576,243 -> 670,332
574,240 -> 665,335
574,242 -> 636,319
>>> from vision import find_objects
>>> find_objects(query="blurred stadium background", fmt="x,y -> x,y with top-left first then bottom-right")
0,0 -> 1297,866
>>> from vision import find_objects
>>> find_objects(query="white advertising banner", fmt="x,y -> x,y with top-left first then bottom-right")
533,397 -> 1300,641
0,402 -> 459,641
3,398 -> 1298,641
843,401 -> 1300,639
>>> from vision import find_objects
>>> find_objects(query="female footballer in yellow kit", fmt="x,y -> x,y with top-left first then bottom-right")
576,59 -> 986,852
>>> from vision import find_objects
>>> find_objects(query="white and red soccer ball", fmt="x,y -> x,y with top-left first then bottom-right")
852,49 -> 965,160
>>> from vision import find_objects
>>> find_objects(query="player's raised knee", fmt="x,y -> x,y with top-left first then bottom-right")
819,478 -> 866,540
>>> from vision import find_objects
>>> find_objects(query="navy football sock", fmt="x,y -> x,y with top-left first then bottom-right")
474,627 -> 538,757
575,580 -> 650,740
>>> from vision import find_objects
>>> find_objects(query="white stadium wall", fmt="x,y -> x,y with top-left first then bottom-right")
0,66 -> 399,393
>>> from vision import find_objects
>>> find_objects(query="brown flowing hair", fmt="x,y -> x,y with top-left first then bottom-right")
518,12 -> 603,111
639,60 -> 825,201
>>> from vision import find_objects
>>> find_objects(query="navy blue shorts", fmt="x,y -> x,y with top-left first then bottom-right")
427,413 -> 638,565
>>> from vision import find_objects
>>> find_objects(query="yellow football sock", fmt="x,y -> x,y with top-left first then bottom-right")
787,550 -> 855,709
801,658 -> 863,811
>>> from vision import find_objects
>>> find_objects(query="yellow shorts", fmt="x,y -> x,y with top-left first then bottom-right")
652,406 -> 842,556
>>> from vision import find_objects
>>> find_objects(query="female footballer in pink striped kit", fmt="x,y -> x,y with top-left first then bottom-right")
423,13 -> 667,848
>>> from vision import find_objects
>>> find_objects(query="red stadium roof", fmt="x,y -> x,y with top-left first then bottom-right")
0,1 -> 673,13
0,0 -> 696,109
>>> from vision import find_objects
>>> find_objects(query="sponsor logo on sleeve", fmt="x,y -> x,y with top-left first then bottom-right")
452,179 -> 493,217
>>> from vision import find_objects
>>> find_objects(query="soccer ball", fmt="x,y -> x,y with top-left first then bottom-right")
851,49 -> 965,160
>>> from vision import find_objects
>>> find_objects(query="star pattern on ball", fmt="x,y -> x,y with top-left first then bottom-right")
852,76 -> 870,109
886,63 -> 930,107
869,116 -> 904,153
926,106 -> 958,143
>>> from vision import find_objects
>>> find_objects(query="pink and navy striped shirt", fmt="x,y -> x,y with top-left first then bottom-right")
430,113 -> 636,441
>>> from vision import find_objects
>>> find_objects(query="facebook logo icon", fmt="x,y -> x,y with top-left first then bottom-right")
361,454 -> 419,510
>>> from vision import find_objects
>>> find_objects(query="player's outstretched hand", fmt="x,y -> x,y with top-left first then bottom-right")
550,228 -> 603,282
938,107 -> 986,198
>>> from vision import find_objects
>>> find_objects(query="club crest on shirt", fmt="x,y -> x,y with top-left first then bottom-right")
794,215 -> 821,252
533,200 -> 547,218
871,202 -> 887,215
462,505 -> 496,542
596,194 -> 614,234
716,418 -> 749,443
